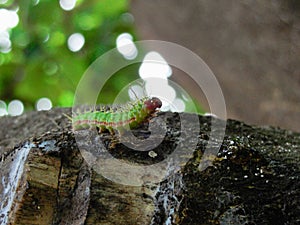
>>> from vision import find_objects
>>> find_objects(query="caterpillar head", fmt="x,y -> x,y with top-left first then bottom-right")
144,97 -> 162,112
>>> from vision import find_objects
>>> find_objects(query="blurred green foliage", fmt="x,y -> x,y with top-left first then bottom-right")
0,0 -> 205,115
0,0 -> 135,110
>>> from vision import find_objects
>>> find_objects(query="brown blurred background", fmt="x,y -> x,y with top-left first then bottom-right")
130,0 -> 300,132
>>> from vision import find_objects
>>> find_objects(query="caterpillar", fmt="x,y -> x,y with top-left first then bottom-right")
71,97 -> 162,133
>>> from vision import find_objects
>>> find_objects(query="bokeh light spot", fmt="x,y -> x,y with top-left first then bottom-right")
0,100 -> 6,108
139,51 -> 172,80
14,31 -> 30,47
121,12 -> 134,24
58,91 -> 74,106
36,98 -> 52,111
67,33 -> 85,52
0,8 -> 19,31
0,100 -> 7,116
48,31 -> 65,47
32,0 -> 40,6
8,100 -> 24,116
59,0 -> 76,11
0,108 -> 7,116
0,31 -> 11,53
116,33 -> 137,60
76,13 -> 100,30
43,61 -> 58,75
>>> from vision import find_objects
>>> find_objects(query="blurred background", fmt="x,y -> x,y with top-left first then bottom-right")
0,0 -> 299,132
130,0 -> 300,132
0,0 -> 137,114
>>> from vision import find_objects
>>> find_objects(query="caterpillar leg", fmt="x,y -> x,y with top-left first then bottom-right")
95,125 -> 113,134
107,127 -> 115,135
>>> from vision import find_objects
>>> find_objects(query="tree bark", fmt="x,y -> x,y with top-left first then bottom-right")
0,108 -> 299,224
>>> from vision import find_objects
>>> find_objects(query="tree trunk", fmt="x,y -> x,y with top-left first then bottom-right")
130,0 -> 300,132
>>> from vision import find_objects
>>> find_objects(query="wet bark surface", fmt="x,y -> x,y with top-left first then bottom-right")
0,108 -> 299,224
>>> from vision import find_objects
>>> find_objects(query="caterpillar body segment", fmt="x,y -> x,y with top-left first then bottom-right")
71,97 -> 162,133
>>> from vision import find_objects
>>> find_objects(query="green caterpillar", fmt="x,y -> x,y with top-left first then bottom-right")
71,97 -> 162,133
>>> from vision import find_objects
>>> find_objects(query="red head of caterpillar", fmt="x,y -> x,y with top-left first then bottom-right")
71,97 -> 162,133
144,97 -> 162,113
